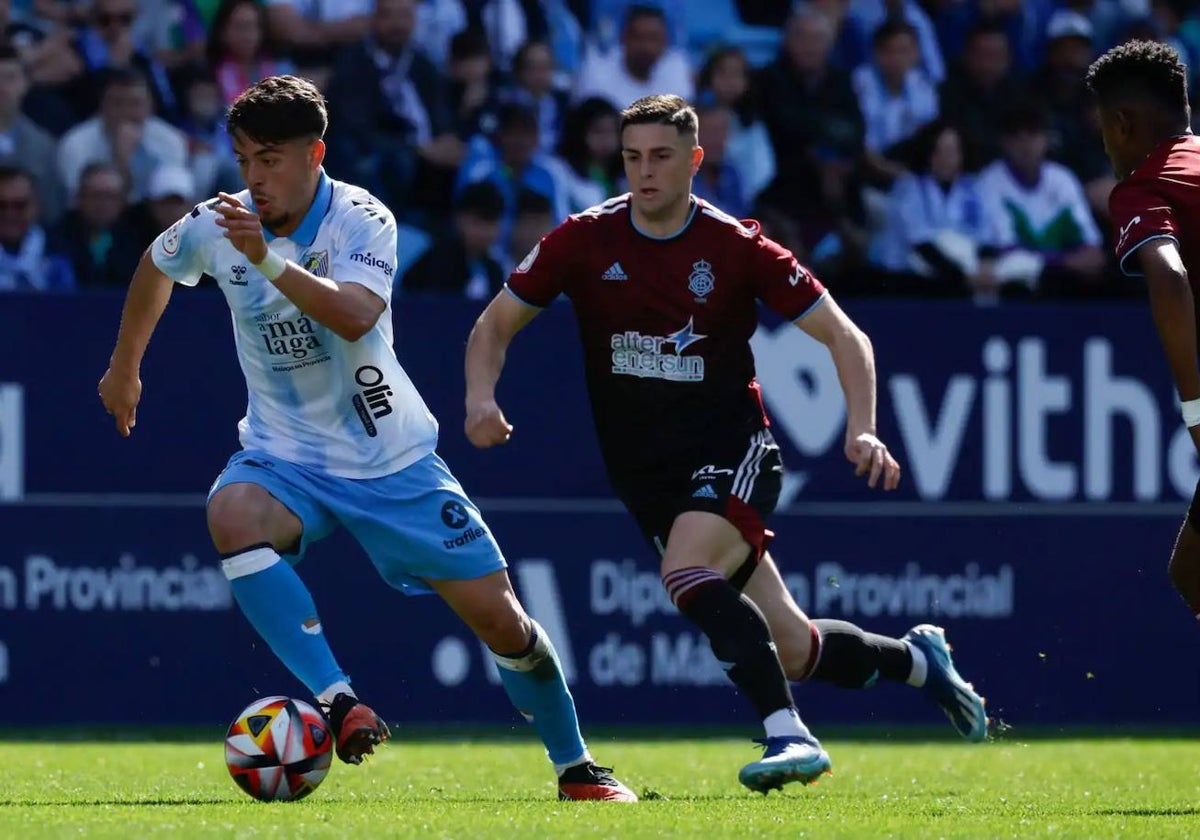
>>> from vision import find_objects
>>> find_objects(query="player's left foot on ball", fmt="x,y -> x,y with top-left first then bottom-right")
557,761 -> 638,801
738,735 -> 832,794
323,693 -> 391,765
903,623 -> 989,742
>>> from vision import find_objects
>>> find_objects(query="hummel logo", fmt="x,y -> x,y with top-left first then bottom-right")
602,262 -> 628,281
692,484 -> 719,499
230,264 -> 248,286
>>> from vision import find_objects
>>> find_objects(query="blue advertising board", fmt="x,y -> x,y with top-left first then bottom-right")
0,502 -> 1195,727
0,293 -> 1192,505
1,292 -> 1197,728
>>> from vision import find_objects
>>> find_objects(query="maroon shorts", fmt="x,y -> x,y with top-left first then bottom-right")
613,429 -> 782,567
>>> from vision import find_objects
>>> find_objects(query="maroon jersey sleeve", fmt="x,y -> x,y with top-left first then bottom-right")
1108,179 -> 1179,277
747,226 -> 827,320
504,217 -> 579,307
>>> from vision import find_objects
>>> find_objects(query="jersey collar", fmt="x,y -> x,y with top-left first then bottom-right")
630,196 -> 698,241
257,168 -> 334,246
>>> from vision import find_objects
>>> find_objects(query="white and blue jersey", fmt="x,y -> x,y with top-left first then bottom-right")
150,169 -> 439,480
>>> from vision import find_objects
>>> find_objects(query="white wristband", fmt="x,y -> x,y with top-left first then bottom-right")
1183,398 -> 1200,428
254,249 -> 287,281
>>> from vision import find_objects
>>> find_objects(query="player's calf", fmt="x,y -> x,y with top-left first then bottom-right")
1168,518 -> 1200,615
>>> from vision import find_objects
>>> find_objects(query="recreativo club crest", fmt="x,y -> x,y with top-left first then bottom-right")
688,258 -> 714,302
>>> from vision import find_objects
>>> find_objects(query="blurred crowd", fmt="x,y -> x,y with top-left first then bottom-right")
0,0 -> 1193,300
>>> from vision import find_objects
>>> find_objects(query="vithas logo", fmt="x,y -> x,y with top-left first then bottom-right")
352,365 -> 393,437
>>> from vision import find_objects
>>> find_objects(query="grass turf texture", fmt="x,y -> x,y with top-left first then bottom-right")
2,729 -> 1199,838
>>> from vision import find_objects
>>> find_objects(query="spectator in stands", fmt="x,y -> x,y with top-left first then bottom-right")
129,0 -> 209,71
692,103 -> 746,218
697,45 -> 774,209
977,101 -> 1108,297
49,160 -> 142,287
933,0 -> 1052,76
554,96 -> 621,212
265,0 -> 372,87
448,28 -> 500,139
573,4 -> 694,109
413,0 -> 572,74
175,65 -> 240,197
66,0 -> 179,123
133,162 -> 197,246
508,185 -> 554,271
588,0 -> 688,54
1038,9 -> 1116,221
853,18 -> 939,184
874,120 -> 995,298
0,45 -> 61,225
2,0 -> 79,91
0,164 -> 74,291
844,0 -> 945,82
938,21 -> 1022,167
208,0 -> 295,108
757,5 -> 865,254
502,40 -> 567,154
403,179 -> 505,298
326,0 -> 462,219
455,102 -> 564,260
57,69 -> 189,203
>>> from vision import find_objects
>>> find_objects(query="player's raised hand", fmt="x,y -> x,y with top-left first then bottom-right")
98,366 -> 142,437
214,192 -> 268,263
845,432 -> 901,491
465,399 -> 513,448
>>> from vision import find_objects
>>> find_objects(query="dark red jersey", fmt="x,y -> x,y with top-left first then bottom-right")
1109,135 -> 1200,290
505,194 -> 826,478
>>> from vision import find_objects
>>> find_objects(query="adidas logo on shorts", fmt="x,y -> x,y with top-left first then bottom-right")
601,262 -> 628,281
692,484 -> 719,499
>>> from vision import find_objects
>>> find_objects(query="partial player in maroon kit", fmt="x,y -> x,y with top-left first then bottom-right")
1088,41 -> 1200,618
464,95 -> 989,793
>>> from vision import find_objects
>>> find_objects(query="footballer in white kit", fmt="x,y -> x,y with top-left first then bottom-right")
98,75 -> 634,801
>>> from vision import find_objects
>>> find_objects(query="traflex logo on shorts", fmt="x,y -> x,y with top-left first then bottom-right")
352,365 -> 393,437
441,500 -> 486,549
611,317 -> 707,382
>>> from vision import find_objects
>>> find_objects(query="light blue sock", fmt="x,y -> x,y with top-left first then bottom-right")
221,544 -> 348,697
491,620 -> 589,770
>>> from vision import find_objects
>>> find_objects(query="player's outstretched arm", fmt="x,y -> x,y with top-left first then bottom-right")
464,291 -> 542,448
98,251 -> 175,437
796,294 -> 901,490
1140,239 -> 1200,453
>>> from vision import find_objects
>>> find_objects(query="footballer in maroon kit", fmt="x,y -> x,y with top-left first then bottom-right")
465,95 -> 988,793
1089,41 -> 1200,618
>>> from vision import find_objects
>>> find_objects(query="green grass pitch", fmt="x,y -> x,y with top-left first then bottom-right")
3,729 -> 1199,838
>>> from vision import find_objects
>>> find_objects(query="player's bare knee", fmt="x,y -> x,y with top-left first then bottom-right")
487,612 -> 548,667
207,484 -> 290,554
473,604 -> 533,654
775,629 -> 815,681
660,512 -> 750,579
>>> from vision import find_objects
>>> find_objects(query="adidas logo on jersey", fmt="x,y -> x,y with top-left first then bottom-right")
602,262 -> 628,281
692,484 -> 719,499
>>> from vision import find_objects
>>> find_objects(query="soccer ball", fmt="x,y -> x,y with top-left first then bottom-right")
224,696 -> 333,802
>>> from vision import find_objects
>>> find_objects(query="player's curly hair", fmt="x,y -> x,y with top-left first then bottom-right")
1086,39 -> 1189,116
226,75 -> 328,145
619,94 -> 698,141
